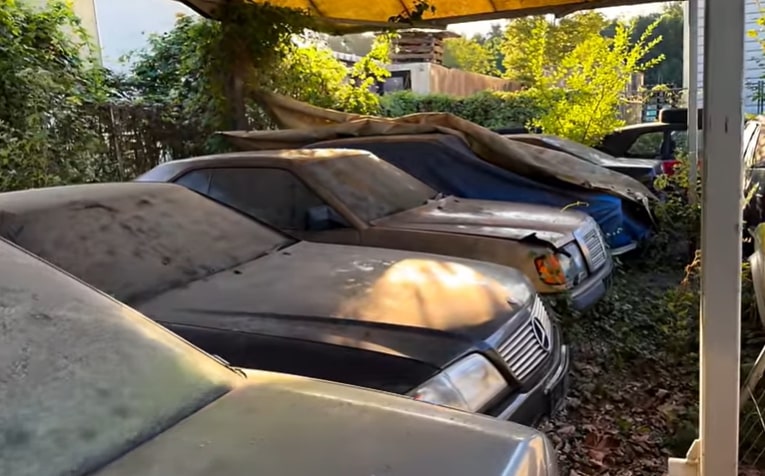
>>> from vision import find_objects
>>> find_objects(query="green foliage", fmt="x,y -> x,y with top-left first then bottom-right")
0,0 -> 110,191
501,12 -> 609,85
442,36 -> 498,76
647,155 -> 702,263
526,18 -> 665,145
122,5 -> 312,147
603,2 -> 685,86
388,0 -> 436,24
123,6 -> 393,153
380,89 -> 546,128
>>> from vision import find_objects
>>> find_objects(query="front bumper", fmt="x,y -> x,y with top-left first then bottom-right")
569,255 -> 614,311
487,327 -> 571,426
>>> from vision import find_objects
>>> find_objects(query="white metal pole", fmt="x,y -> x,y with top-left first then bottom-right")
687,0 -> 699,205
699,0 -> 744,473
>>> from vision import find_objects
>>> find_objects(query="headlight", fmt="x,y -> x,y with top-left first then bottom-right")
410,354 -> 507,412
557,243 -> 588,288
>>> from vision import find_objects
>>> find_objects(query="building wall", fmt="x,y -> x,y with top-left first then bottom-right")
684,0 -> 764,113
22,0 -> 101,62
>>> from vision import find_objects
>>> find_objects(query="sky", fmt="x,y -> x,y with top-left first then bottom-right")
94,0 -> 667,70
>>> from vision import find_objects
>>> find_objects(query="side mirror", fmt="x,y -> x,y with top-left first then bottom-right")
306,205 -> 347,231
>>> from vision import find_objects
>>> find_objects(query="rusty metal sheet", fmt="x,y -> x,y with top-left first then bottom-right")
221,91 -> 656,216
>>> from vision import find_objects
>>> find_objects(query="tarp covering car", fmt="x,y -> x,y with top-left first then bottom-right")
221,91 -> 656,215
305,134 -> 650,249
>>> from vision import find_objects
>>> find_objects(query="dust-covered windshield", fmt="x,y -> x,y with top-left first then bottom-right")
302,154 -> 438,222
0,240 -> 239,476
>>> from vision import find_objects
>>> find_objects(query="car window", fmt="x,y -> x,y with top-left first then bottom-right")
627,131 -> 664,157
176,169 -> 211,194
670,130 -> 704,156
301,154 -> 438,223
207,167 -> 346,231
0,239 -> 238,476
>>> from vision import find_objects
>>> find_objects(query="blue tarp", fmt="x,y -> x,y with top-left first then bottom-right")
308,134 -> 651,250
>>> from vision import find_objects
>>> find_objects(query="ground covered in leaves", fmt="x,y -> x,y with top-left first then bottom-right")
540,260 -> 699,475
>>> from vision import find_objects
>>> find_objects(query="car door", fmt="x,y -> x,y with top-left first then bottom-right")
175,167 -> 361,244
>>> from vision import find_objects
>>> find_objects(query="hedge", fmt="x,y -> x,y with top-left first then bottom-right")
379,89 -> 546,129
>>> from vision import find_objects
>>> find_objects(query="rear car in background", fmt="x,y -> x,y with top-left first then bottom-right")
0,237 -> 559,476
0,182 -> 570,425
504,133 -> 663,189
597,108 -> 704,176
139,149 -> 614,310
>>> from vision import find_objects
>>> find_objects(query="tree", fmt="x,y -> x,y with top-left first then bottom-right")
123,8 -> 390,152
603,2 -> 684,86
442,36 -> 497,75
0,0 -> 110,191
325,33 -> 375,56
473,23 -> 506,75
527,19 -> 665,145
500,11 -> 608,85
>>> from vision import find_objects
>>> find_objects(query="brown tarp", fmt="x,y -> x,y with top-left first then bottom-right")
220,91 -> 656,215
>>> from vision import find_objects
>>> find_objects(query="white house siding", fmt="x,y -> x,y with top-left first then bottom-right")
22,0 -> 101,63
684,0 -> 765,113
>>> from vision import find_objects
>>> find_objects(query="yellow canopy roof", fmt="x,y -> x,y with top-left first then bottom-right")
179,0 -> 665,28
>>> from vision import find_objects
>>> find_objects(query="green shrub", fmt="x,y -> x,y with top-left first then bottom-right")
0,0 -> 110,191
380,89 -> 545,128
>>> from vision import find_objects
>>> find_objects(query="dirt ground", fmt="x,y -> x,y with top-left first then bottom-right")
539,265 -> 699,475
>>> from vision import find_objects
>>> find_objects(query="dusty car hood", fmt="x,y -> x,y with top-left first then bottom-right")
137,241 -> 534,365
95,373 -> 556,476
374,196 -> 586,248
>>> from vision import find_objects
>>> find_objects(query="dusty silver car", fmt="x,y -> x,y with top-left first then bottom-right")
0,182 -> 569,425
0,237 -> 560,476
138,149 -> 614,310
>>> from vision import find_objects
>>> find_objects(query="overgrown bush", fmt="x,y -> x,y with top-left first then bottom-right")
0,0 -> 111,191
122,7 -> 392,155
380,89 -> 546,128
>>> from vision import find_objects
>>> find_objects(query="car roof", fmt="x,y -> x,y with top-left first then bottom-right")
0,238 -> 237,476
608,122 -> 677,133
0,182 -> 289,304
140,148 -> 376,181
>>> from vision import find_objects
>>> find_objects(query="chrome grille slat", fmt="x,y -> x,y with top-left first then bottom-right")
493,296 -> 553,382
502,332 -> 536,361
580,222 -> 608,271
499,330 -> 534,358
514,352 -> 549,380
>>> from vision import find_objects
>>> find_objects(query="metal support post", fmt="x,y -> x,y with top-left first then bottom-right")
688,0 -> 699,204
699,0 -> 744,473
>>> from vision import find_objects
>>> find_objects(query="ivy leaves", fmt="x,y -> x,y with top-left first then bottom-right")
0,0 -> 108,192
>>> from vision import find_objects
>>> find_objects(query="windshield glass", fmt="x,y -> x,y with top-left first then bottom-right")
0,183 -> 293,304
0,240 -> 238,476
539,135 -> 617,165
302,154 -> 438,222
